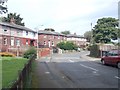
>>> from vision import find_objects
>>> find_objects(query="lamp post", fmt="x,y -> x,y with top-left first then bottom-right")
36,25 -> 44,59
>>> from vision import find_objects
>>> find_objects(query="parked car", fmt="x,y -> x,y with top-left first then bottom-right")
101,49 -> 120,68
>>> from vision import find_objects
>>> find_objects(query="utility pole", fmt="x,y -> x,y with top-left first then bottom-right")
90,22 -> 93,45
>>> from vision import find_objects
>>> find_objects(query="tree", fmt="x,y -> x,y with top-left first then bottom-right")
61,30 -> 70,35
0,0 -> 8,14
44,28 -> 55,32
93,17 -> 119,43
84,31 -> 92,42
2,13 -> 25,26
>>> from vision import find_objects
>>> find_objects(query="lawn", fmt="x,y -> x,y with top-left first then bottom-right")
2,57 -> 28,88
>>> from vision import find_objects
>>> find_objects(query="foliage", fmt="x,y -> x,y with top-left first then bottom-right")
93,17 -> 118,43
89,44 -> 100,58
2,57 -> 28,88
23,47 -> 37,59
2,13 -> 25,26
0,0 -> 8,14
0,52 -> 15,57
57,41 -> 78,50
61,31 -> 71,35
84,31 -> 92,42
44,28 -> 55,32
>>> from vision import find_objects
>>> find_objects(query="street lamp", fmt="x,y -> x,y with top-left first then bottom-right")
36,25 -> 44,59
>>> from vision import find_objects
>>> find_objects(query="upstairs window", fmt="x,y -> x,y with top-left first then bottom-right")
26,31 -> 28,35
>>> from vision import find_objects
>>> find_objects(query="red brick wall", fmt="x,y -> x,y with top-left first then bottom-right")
38,48 -> 50,57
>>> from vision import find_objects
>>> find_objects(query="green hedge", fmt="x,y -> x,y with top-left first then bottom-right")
23,47 -> 37,59
89,44 -> 100,58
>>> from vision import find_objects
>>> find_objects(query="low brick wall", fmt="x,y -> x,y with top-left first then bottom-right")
38,48 -> 50,57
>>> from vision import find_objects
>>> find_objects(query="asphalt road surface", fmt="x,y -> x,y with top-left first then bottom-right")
32,51 -> 120,89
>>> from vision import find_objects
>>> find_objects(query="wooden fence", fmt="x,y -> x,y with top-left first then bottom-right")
9,55 -> 35,90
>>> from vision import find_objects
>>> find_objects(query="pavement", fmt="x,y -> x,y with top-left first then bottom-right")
37,51 -> 101,62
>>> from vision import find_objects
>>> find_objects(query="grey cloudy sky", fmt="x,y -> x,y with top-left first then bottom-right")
6,0 -> 119,35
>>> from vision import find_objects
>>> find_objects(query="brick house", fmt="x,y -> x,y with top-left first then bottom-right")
67,34 -> 87,48
38,30 -> 87,48
38,30 -> 67,48
0,22 -> 37,52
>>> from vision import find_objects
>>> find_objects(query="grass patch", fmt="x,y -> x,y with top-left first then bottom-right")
31,61 -> 40,88
2,57 -> 28,88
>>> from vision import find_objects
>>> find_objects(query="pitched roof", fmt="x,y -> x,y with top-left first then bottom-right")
0,22 -> 36,33
38,30 -> 65,36
67,34 -> 84,38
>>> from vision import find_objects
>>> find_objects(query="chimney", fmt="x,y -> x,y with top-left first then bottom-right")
74,33 -> 76,35
10,17 -> 15,24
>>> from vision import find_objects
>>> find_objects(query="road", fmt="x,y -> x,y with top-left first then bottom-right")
32,51 -> 120,89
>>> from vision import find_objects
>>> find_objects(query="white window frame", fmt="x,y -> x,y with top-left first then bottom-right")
16,39 -> 20,46
11,37 -> 14,46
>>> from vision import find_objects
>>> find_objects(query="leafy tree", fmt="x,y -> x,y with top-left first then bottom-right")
93,17 -> 119,43
2,13 -> 25,26
61,31 -> 70,35
44,28 -> 55,32
0,0 -> 8,14
84,31 -> 92,42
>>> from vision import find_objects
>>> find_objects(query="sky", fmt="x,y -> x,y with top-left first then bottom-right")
4,0 -> 119,35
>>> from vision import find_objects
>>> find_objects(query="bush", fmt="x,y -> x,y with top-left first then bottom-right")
23,47 -> 37,59
0,52 -> 15,57
57,41 -> 78,51
89,44 -> 100,58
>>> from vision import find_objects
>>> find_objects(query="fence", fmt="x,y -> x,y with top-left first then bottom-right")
9,55 -> 35,90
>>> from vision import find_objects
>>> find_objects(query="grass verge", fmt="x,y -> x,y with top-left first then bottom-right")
2,57 -> 28,88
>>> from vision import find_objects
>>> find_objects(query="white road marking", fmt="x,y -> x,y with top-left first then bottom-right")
45,72 -> 50,74
114,76 -> 120,79
69,59 -> 74,63
80,64 -> 98,72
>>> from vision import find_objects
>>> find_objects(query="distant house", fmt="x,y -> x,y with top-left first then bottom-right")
67,34 -> 87,48
0,22 -> 37,52
38,30 -> 67,48
38,30 -> 87,48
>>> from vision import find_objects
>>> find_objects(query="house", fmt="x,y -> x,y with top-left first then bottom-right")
67,33 -> 87,48
0,21 -> 37,52
38,30 -> 67,48
38,30 -> 87,48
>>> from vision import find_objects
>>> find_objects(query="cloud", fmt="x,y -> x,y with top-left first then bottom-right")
6,0 -> 119,35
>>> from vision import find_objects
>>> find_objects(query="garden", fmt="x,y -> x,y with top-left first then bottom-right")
1,47 -> 37,88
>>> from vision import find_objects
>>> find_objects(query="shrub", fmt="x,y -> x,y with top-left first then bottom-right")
23,47 -> 37,59
89,44 -> 100,58
0,52 -> 15,57
57,41 -> 78,51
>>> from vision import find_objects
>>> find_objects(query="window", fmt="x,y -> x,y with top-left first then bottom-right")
4,29 -> 7,32
16,39 -> 20,46
44,35 -> 47,38
26,31 -> 28,35
11,37 -> 14,46
33,32 -> 35,37
44,41 -> 46,45
52,41 -> 54,46
3,29 -> 7,34
26,40 -> 28,45
3,38 -> 7,45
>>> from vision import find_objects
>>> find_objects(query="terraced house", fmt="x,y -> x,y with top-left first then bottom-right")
0,21 -> 37,53
38,30 -> 87,48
